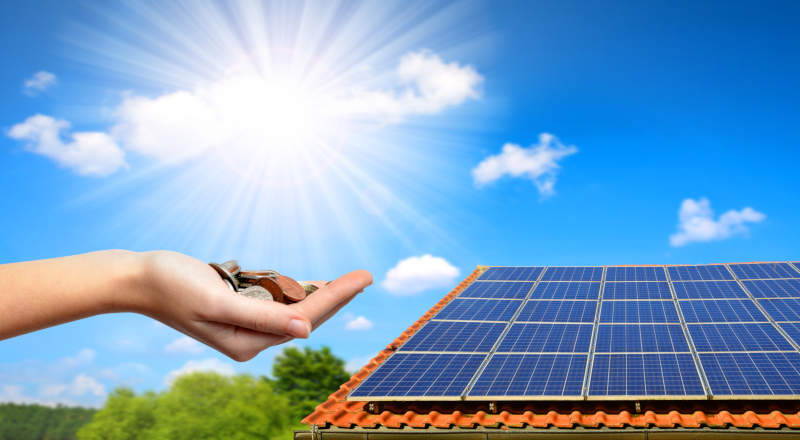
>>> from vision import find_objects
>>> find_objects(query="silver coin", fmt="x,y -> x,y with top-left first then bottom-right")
238,285 -> 274,301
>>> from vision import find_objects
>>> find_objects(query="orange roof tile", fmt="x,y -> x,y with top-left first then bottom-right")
303,262 -> 800,431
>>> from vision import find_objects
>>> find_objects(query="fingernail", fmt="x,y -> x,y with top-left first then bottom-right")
287,319 -> 310,339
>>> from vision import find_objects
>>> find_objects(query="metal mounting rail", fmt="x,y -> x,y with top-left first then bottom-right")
580,266 -> 606,399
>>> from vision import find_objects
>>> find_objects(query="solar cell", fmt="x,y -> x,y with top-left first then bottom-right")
541,266 -> 603,282
743,279 -> 800,298
398,321 -> 507,353
700,352 -> 800,396
515,300 -> 597,323
588,353 -> 704,396
672,281 -> 749,299
667,265 -> 733,281
758,299 -> 800,322
529,282 -> 600,300
599,301 -> 679,323
459,281 -> 535,299
688,323 -> 794,352
679,300 -> 767,323
729,263 -> 800,280
602,282 -> 672,300
605,266 -> 667,282
594,324 -> 689,353
433,298 -> 522,322
496,323 -> 594,353
776,323 -> 800,347
468,354 -> 586,397
349,353 -> 485,398
478,266 -> 544,281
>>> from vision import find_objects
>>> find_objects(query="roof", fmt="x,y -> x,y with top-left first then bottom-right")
302,263 -> 800,433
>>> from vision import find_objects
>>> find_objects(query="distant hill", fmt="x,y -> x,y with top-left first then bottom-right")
0,403 -> 96,440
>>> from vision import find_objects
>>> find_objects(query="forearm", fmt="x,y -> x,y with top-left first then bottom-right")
0,250 -> 146,340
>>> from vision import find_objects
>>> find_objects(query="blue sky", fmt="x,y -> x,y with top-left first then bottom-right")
1,0 -> 799,407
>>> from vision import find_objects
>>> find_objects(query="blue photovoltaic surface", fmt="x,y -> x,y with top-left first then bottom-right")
776,323 -> 800,346
497,323 -> 594,353
672,281 -> 748,299
541,266 -> 603,282
602,282 -> 672,300
398,321 -> 507,352
433,298 -> 522,322
529,282 -> 600,300
349,353 -> 485,398
594,324 -> 689,353
679,300 -> 767,323
729,263 -> 800,280
468,354 -> 586,397
605,267 -> 667,282
758,299 -> 800,322
516,301 -> 597,323
667,265 -> 733,281
743,279 -> 800,298
459,281 -> 535,299
688,323 -> 794,352
599,301 -> 679,323
478,266 -> 544,282
589,353 -> 704,396
700,352 -> 800,395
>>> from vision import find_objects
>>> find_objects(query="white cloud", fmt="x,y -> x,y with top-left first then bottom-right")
23,71 -> 57,96
59,348 -> 96,368
382,255 -> 460,296
164,336 -> 205,355
165,358 -> 235,385
669,198 -> 766,247
6,114 -> 127,177
472,133 -> 578,197
344,316 -> 373,331
67,374 -> 106,397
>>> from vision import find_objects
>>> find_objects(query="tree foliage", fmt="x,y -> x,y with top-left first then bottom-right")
265,346 -> 350,421
0,402 -> 95,440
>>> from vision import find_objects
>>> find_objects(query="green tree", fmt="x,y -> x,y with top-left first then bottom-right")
0,403 -> 96,440
266,346 -> 350,421
75,388 -> 156,440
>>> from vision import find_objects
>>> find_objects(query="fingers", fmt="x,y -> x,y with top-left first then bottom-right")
211,292 -> 312,339
291,270 -> 372,324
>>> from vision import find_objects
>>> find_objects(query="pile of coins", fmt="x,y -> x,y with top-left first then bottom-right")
209,260 -> 318,304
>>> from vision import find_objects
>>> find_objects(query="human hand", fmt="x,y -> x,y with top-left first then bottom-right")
132,251 -> 372,361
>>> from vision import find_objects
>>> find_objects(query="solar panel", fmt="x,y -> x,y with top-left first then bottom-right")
594,324 -> 689,353
515,300 -> 597,323
679,299 -> 768,323
667,265 -> 733,281
603,282 -> 672,300
540,266 -> 603,282
742,279 -> 800,298
433,298 -> 522,321
468,354 -> 586,397
599,301 -> 679,323
605,266 -> 667,282
729,263 -> 800,280
458,281 -> 535,299
529,282 -> 600,300
776,323 -> 800,347
349,353 -> 485,398
478,266 -> 544,281
700,352 -> 800,396
497,323 -> 594,353
757,299 -> 800,322
672,281 -> 749,299
398,321 -> 507,352
688,323 -> 794,352
588,354 -> 704,396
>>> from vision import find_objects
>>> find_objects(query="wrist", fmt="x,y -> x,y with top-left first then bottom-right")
101,249 -> 150,315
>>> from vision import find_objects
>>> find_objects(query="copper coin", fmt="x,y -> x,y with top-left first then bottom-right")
274,276 -> 306,303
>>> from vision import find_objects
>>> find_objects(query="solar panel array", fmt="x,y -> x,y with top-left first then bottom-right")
349,262 -> 800,401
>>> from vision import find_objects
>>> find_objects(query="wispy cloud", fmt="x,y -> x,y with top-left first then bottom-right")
23,71 -> 57,96
472,133 -> 578,198
344,316 -> 373,330
669,198 -> 766,247
382,255 -> 460,296
6,114 -> 127,177
164,336 -> 205,355
165,358 -> 235,385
